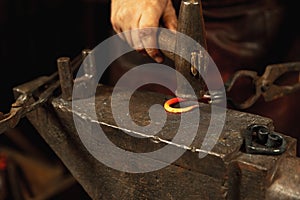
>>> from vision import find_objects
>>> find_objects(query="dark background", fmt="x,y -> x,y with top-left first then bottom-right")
0,0 -> 111,199
0,0 -> 111,113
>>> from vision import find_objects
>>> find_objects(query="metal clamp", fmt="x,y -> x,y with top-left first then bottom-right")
243,124 -> 286,155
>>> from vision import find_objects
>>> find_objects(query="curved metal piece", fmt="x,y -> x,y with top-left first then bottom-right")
225,70 -> 258,92
243,124 -> 286,155
164,97 -> 199,113
225,62 -> 300,109
261,62 -> 300,101
225,70 -> 261,109
0,107 -> 23,134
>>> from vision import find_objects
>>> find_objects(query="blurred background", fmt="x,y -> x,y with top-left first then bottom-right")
0,0 -> 111,199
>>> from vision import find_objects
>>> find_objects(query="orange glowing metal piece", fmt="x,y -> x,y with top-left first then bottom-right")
164,97 -> 199,114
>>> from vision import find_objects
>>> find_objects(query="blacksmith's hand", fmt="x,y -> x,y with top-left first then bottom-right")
110,0 -> 177,63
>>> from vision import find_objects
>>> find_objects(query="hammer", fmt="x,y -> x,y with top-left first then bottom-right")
158,0 -> 207,99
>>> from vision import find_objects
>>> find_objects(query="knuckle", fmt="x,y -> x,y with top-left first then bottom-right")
146,48 -> 158,56
138,28 -> 156,39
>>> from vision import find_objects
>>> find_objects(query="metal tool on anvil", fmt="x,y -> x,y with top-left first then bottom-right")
24,65 -> 300,199
154,1 -> 300,112
0,51 -> 297,199
158,0 -> 208,100
174,0 -> 207,99
164,61 -> 300,113
1,0 -> 300,131
0,0 -> 299,198
0,49 -> 94,134
4,0 -> 206,133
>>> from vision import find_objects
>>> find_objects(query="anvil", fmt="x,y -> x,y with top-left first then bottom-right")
23,82 -> 300,199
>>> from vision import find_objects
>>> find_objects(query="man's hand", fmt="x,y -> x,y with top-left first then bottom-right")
111,0 -> 177,63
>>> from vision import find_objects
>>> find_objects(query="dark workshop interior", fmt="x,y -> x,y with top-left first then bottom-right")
0,0 -> 109,199
0,0 -> 300,199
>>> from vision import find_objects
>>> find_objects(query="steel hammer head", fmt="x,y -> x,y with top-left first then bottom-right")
174,0 -> 208,99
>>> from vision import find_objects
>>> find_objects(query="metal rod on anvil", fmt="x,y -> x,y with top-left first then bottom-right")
57,57 -> 73,101
158,0 -> 208,99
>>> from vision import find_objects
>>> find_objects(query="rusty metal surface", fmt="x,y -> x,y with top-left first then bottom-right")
0,42 -> 298,199
57,57 -> 73,101
0,54 -> 83,134
266,156 -> 300,200
25,84 -> 300,199
226,62 -> 300,109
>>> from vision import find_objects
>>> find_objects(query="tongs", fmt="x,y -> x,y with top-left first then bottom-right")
0,55 -> 83,134
225,62 -> 300,110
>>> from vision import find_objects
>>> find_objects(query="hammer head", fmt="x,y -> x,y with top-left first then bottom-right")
174,0 -> 208,99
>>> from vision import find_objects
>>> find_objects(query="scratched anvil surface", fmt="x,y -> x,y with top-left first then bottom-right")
26,84 -> 297,200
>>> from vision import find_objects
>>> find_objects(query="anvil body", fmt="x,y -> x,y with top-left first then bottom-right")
25,84 -> 300,199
